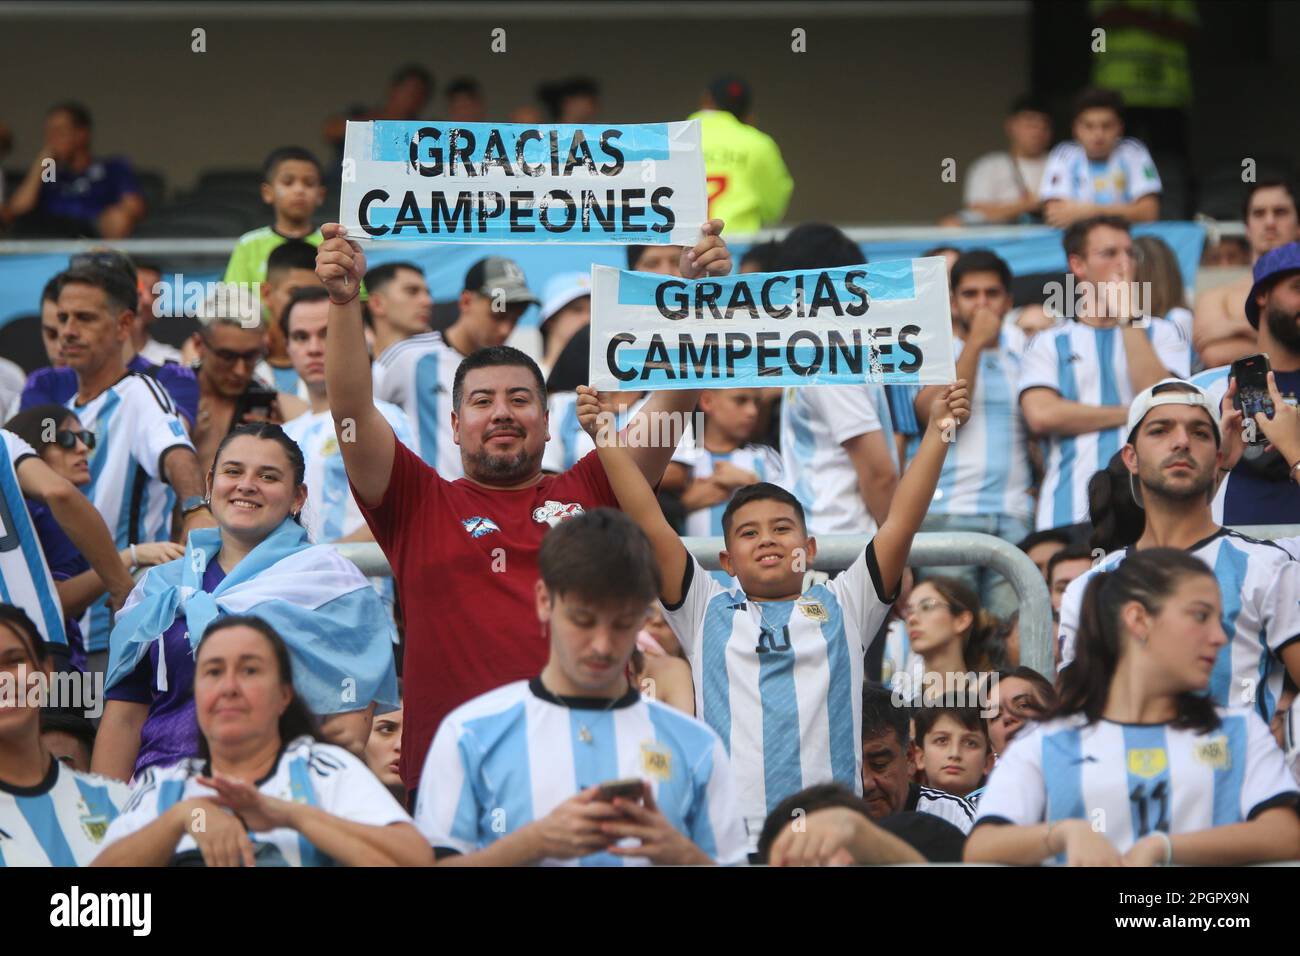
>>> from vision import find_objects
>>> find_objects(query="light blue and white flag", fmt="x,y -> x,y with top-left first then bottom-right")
340,120 -> 707,245
106,519 -> 398,715
589,257 -> 957,391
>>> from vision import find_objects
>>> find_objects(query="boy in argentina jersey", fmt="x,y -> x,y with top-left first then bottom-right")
1057,379 -> 1300,720
575,381 -> 971,849
416,510 -> 745,866
0,606 -> 129,866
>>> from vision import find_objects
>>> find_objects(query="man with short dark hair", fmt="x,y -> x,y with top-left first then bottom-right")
1,103 -> 144,238
318,219 -> 732,798
415,508 -> 745,866
1020,215 -> 1188,529
364,262 -> 433,363
256,239 -> 324,394
1046,543 -> 1095,658
445,77 -> 486,123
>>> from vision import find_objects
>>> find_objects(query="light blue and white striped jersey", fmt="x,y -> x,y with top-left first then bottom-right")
0,430 -> 67,648
1019,318 -> 1189,529
1059,531 -> 1300,721
372,331 -> 464,479
102,736 -> 411,866
1038,139 -> 1162,206
71,373 -> 193,654
973,709 -> 1300,857
662,545 -> 894,848
542,391 -> 652,474
0,760 -> 129,866
780,384 -> 897,536
282,401 -> 413,543
414,678 -> 747,865
899,334 -> 1032,520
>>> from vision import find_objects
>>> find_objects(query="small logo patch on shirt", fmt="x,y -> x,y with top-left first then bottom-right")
462,516 -> 501,538
641,742 -> 672,781
1127,747 -> 1168,779
798,601 -> 829,622
532,500 -> 584,527
80,815 -> 110,843
1193,737 -> 1231,771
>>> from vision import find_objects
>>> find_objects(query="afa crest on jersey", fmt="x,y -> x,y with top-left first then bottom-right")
462,516 -> 501,538
641,742 -> 673,781
532,500 -> 585,527
80,814 -> 110,843
1194,737 -> 1231,771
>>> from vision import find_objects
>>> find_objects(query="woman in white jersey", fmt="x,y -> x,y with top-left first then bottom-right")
966,548 -> 1300,865
93,616 -> 429,867
895,576 -> 1001,706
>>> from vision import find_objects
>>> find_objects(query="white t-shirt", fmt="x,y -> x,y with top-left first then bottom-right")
780,384 -> 897,536
102,736 -> 412,866
661,543 -> 895,848
1019,318 -> 1189,529
372,331 -> 464,479
1039,139 -> 1162,206
973,709 -> 1299,857
965,151 -> 1047,206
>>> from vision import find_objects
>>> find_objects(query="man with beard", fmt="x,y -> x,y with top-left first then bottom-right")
1193,241 -> 1300,524
1058,379 -> 1300,734
317,220 -> 732,801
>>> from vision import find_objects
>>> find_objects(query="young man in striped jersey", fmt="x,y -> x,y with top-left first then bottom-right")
904,250 -> 1033,619
1059,379 -> 1300,729
415,509 -> 746,866
53,263 -> 213,675
1020,215 -> 1189,530
576,379 -> 969,851
363,262 -> 433,368
373,256 -> 538,480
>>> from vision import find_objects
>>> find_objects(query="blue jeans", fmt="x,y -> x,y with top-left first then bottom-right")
915,512 -> 1033,621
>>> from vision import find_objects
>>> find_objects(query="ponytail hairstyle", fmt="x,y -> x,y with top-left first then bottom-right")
1053,548 -> 1220,733
918,575 -> 1001,671
208,422 -> 307,526
194,614 -> 320,765
1088,450 -> 1144,554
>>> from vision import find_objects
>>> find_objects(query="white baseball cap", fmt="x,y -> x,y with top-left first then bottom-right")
1126,378 -> 1220,445
540,271 -> 592,324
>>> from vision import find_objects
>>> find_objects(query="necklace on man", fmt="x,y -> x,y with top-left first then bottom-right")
575,676 -> 632,745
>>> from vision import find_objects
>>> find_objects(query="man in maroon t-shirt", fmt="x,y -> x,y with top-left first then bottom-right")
316,221 -> 731,797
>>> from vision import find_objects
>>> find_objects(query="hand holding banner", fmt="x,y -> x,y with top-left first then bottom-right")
588,257 -> 957,391
340,120 -> 707,245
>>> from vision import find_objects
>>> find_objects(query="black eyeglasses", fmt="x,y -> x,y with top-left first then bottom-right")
207,345 -> 266,365
54,429 -> 95,450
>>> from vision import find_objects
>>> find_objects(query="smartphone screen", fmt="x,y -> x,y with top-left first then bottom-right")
1231,353 -> 1274,436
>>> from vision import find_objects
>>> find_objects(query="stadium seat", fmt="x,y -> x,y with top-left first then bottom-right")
132,204 -> 253,237
133,168 -> 168,214
193,167 -> 264,196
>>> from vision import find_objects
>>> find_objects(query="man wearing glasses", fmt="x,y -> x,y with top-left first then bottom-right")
1018,215 -> 1190,530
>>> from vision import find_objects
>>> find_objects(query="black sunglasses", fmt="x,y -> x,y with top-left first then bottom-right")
54,429 -> 95,450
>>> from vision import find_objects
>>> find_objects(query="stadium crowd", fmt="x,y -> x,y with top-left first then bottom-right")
1,64 -> 1299,868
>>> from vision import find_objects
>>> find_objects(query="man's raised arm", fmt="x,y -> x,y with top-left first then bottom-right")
317,223 -> 395,508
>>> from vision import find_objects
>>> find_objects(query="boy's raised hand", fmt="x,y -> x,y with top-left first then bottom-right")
927,380 -> 971,435
576,385 -> 611,441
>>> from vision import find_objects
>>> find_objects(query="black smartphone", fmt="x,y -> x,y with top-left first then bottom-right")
596,778 -> 645,803
1231,353 -> 1274,442
231,382 -> 278,427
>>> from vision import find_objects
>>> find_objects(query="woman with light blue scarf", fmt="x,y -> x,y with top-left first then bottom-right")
91,423 -> 399,782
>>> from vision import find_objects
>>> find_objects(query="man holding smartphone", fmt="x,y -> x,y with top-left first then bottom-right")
1192,241 -> 1300,524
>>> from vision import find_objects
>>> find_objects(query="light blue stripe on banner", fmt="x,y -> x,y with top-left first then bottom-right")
16,793 -> 77,867
809,585 -> 857,789
569,709 -> 620,867
288,757 -> 328,866
1211,715 -> 1247,826
701,593 -> 735,755
369,122 -> 672,164
414,352 -> 442,469
1095,328 -> 1121,466
0,452 -> 66,646
756,601 -> 802,814
1211,542 -> 1249,707
467,701 -> 534,846
1041,728 -> 1085,863
615,262 -> 915,307
1122,724 -> 1171,838
1052,335 -> 1079,528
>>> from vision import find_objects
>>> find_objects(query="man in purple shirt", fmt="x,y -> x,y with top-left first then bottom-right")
0,102 -> 145,238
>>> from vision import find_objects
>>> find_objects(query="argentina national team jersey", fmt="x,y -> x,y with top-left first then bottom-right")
780,383 -> 897,536
1019,318 -> 1189,529
542,391 -> 652,474
1059,531 -> 1300,720
101,736 -> 412,866
900,334 -> 1032,520
0,430 -> 67,648
973,709 -> 1300,857
661,545 -> 894,848
283,401 -> 413,543
414,678 -> 747,865
71,373 -> 193,654
373,331 -> 464,478
1038,139 -> 1162,206
0,760 -> 129,866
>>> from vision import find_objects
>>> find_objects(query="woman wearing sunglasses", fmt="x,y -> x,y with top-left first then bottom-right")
6,405 -> 182,671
